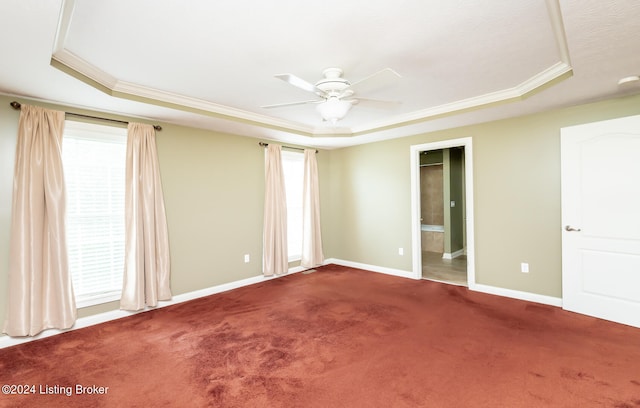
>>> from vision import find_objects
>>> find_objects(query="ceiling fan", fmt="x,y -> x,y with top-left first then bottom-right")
262,67 -> 401,124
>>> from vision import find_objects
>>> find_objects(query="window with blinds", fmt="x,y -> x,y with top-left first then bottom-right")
281,150 -> 304,261
62,121 -> 127,308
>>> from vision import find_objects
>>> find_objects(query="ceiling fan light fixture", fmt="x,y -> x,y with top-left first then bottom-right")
316,97 -> 352,124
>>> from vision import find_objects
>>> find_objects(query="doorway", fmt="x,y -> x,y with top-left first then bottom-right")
410,138 -> 475,288
419,148 -> 467,285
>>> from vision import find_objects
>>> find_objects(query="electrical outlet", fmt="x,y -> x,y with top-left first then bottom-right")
244,254 -> 250,263
398,247 -> 404,256
520,262 -> 529,273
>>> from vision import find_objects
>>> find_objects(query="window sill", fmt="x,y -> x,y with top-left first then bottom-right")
76,292 -> 121,309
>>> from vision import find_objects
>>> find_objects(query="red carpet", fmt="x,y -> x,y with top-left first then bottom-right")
1,264 -> 639,407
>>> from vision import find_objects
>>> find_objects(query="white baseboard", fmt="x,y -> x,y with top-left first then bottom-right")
442,249 -> 465,260
326,258 -> 561,307
324,258 -> 415,280
0,266 -> 308,349
470,283 -> 563,307
0,262 -> 562,349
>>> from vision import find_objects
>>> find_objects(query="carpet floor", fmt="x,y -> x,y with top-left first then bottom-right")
1,264 -> 640,407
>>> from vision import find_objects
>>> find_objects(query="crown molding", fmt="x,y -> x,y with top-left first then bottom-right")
51,0 -> 573,139
51,50 -> 315,137
111,80 -> 314,134
349,61 -> 573,135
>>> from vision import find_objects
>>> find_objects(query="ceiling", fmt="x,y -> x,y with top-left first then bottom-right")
1,0 -> 639,149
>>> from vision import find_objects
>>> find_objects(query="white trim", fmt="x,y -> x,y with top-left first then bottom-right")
53,47 -> 313,134
112,80 -> 312,134
50,0 -> 572,139
0,266 -> 307,349
324,258 -> 415,280
75,292 -> 121,309
473,284 -> 563,307
545,0 -> 572,64
410,138 -> 476,288
326,258 -> 561,308
52,0 -> 77,55
352,62 -> 572,134
0,262 -> 562,349
442,249 -> 465,260
52,48 -> 118,89
50,53 -> 572,138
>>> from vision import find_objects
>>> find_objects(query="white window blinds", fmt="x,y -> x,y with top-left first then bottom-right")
281,150 -> 304,261
62,121 -> 127,307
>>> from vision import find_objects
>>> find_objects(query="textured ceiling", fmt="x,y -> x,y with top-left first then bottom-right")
0,0 -> 639,148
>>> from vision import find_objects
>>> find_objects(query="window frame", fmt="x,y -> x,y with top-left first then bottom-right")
62,120 -> 127,308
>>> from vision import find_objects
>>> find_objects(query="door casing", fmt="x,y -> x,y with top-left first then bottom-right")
410,137 -> 476,288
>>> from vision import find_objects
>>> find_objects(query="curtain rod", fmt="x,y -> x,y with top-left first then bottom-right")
258,142 -> 317,153
10,101 -> 162,131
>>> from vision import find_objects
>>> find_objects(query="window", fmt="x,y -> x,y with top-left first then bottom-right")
62,121 -> 127,308
281,150 -> 304,261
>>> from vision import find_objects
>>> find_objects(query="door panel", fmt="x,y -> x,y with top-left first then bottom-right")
581,134 -> 640,240
561,115 -> 640,328
581,250 -> 640,302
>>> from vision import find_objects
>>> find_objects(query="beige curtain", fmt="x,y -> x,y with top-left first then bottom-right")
301,149 -> 324,268
263,144 -> 288,276
120,123 -> 171,311
3,105 -> 76,336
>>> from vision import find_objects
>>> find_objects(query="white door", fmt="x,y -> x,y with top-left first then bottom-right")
561,115 -> 640,328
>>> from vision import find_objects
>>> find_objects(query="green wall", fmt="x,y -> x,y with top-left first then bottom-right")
0,97 -> 18,324
326,93 -> 640,298
0,94 -> 331,324
324,140 -> 413,268
448,147 -> 464,254
1,91 -> 640,337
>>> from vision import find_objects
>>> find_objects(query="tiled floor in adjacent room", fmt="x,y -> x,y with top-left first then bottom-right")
422,251 -> 467,286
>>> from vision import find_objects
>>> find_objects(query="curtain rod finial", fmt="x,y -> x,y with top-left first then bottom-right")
10,101 -> 21,110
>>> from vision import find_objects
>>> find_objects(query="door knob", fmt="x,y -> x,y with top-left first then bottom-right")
564,225 -> 581,232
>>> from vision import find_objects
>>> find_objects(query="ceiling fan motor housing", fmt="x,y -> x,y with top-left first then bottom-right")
315,68 -> 351,96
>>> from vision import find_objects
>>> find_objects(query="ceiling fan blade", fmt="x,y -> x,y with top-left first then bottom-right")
274,73 -> 320,94
261,99 -> 323,109
348,97 -> 402,109
349,68 -> 401,94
